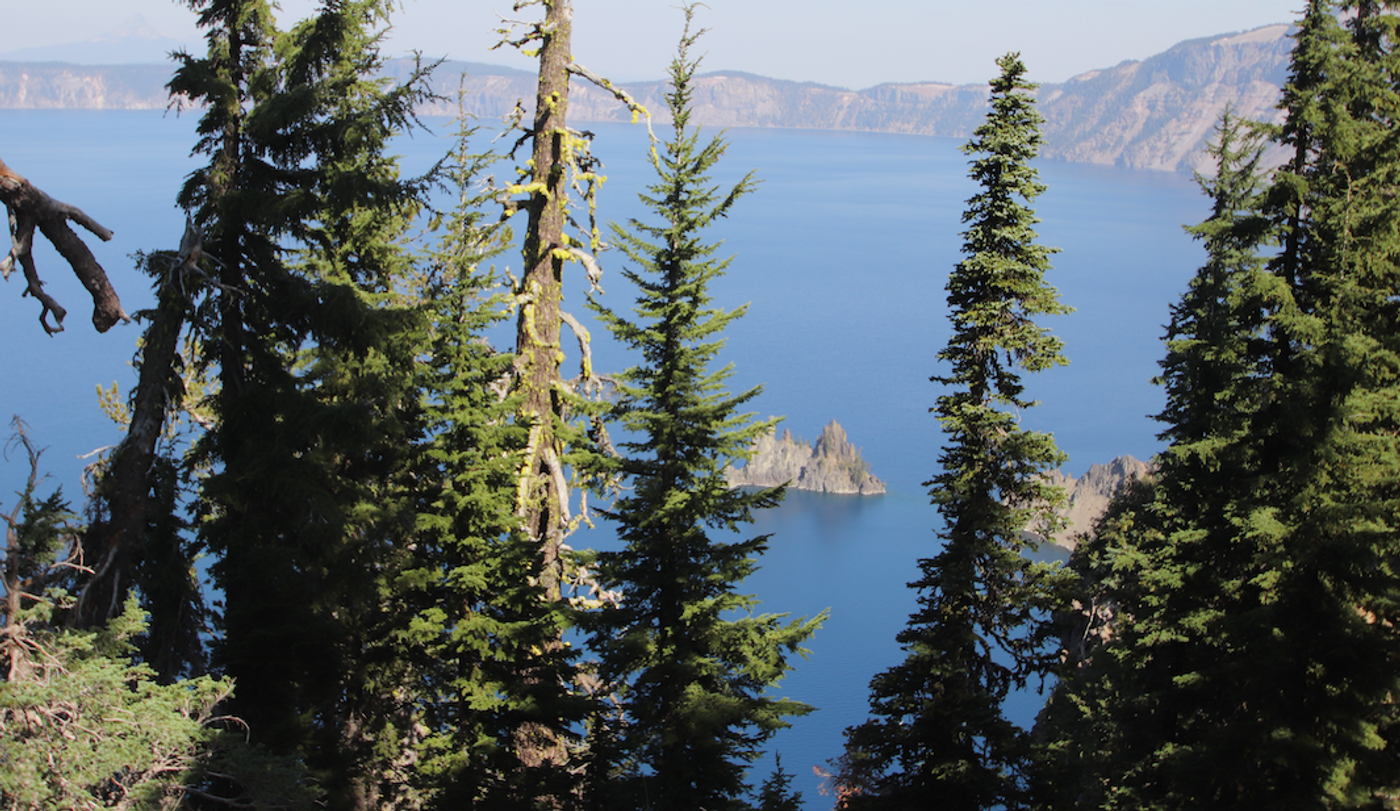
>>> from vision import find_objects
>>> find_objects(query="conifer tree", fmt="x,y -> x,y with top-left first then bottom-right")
1037,112 -> 1280,809
2,423 -> 317,809
385,115 -> 578,808
167,0 -> 301,754
279,7 -> 441,804
168,1 -> 437,802
586,12 -> 823,810
1044,4 -> 1400,805
836,53 -> 1071,811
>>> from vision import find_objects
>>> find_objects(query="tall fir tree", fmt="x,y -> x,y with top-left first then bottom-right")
1044,3 -> 1400,806
168,1 -> 437,804
1037,112 -> 1282,809
1211,0 -> 1400,802
586,12 -> 823,810
837,53 -> 1071,811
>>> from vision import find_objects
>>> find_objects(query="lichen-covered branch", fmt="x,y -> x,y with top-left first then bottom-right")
567,61 -> 654,140
0,157 -> 128,334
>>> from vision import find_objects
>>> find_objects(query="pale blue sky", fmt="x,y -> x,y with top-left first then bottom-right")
15,0 -> 1304,88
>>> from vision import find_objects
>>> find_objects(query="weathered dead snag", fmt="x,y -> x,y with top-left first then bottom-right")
0,157 -> 128,334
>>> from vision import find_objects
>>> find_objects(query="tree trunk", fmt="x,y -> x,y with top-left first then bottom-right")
512,0 -> 574,784
516,0 -> 572,599
74,225 -> 201,632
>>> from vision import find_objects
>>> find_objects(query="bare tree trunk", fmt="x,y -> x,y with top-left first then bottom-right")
512,0 -> 575,786
516,0 -> 572,599
74,225 -> 203,632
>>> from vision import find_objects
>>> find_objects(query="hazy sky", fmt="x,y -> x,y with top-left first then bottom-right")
16,0 -> 1304,88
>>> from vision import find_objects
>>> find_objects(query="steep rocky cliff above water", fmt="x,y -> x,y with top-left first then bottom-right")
726,421 -> 885,495
0,24 -> 1295,173
1041,455 -> 1153,549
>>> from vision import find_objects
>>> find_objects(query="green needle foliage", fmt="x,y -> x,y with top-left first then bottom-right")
388,114 -> 586,808
587,12 -> 824,810
1044,3 -> 1400,806
169,0 -> 438,802
838,52 -> 1072,811
1039,112 -> 1281,810
1,423 -> 317,810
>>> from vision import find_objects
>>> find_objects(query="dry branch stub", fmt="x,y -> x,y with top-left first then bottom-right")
0,157 -> 128,334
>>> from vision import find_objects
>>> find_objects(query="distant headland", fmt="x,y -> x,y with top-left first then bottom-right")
727,420 -> 885,495
0,23 -> 1294,173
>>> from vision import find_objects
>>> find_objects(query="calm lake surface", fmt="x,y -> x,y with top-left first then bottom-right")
0,109 -> 1205,806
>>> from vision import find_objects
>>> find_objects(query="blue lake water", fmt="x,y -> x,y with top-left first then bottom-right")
0,109 -> 1206,806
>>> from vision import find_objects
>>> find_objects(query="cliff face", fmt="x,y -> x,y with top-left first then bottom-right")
446,24 -> 1293,173
0,24 -> 1294,172
727,421 -> 885,495
0,63 -> 172,109
1041,455 -> 1153,549
1037,26 -> 1292,173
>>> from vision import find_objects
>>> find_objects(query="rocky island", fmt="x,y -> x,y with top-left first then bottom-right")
726,421 -> 885,495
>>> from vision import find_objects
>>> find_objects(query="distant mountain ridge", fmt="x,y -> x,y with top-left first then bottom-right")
0,15 -> 189,65
0,24 -> 1294,172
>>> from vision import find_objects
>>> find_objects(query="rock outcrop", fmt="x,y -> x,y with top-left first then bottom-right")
1041,456 -> 1153,549
1036,26 -> 1292,173
0,23 -> 1295,173
726,421 -> 885,495
0,63 -> 173,109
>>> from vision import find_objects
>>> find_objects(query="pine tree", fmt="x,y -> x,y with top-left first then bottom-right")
273,7 -> 440,805
1237,1 -> 1400,801
586,12 -> 823,810
837,53 -> 1071,811
385,114 -> 582,808
167,0 -> 303,754
757,755 -> 805,811
2,422 -> 317,809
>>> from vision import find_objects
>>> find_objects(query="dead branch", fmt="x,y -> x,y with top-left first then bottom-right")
558,309 -> 595,379
566,62 -> 654,140
0,157 -> 128,334
562,246 -> 604,293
